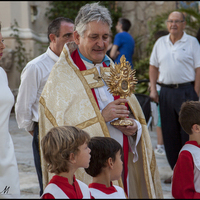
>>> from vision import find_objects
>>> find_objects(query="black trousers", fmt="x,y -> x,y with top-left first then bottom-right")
159,84 -> 199,170
32,122 -> 43,196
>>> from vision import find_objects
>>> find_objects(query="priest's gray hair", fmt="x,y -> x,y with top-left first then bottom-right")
74,2 -> 112,37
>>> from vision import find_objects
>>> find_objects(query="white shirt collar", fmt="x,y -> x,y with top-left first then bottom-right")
82,59 -> 103,70
166,31 -> 187,43
46,47 -> 59,63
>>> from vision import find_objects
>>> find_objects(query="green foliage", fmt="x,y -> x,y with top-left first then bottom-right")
177,7 -> 200,36
134,57 -> 150,95
132,34 -> 144,63
145,11 -> 171,57
133,11 -> 171,95
10,19 -> 32,72
45,1 -> 95,21
45,1 -> 122,36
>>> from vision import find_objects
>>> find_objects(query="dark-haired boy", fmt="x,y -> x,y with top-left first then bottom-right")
85,137 -> 126,199
172,101 -> 200,199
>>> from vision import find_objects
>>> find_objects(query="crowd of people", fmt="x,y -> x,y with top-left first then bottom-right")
1,1 -> 200,199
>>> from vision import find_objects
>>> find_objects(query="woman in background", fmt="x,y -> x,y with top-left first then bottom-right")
0,23 -> 20,198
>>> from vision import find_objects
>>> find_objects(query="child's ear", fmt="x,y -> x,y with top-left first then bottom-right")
192,124 -> 200,133
107,157 -> 114,169
69,152 -> 76,164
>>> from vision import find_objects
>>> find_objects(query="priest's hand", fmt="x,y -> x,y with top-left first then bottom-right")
101,98 -> 130,123
113,118 -> 138,136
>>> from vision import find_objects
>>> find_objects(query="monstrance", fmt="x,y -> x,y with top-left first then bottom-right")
107,55 -> 138,126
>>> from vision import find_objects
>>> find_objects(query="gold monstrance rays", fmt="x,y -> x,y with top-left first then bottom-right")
107,55 -> 138,126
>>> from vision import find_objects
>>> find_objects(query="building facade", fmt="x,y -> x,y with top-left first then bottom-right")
0,1 -> 50,93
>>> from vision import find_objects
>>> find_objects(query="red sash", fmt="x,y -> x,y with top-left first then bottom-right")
71,49 -> 129,196
71,49 -> 99,107
113,96 -> 129,196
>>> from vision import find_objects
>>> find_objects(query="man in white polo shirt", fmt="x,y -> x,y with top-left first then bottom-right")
149,11 -> 200,183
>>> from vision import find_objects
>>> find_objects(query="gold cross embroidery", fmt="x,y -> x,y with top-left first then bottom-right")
81,67 -> 111,89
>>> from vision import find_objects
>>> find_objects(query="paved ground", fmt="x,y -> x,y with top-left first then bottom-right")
9,113 -> 40,199
9,113 -> 173,199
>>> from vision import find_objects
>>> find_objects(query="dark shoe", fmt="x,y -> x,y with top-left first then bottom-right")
164,176 -> 172,184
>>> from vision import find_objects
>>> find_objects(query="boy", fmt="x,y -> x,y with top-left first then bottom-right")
40,126 -> 91,199
85,137 -> 126,198
172,101 -> 200,199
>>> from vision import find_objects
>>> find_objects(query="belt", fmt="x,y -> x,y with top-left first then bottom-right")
159,81 -> 194,89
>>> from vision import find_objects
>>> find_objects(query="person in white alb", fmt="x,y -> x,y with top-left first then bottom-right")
149,11 -> 200,184
0,23 -> 20,198
15,17 -> 74,196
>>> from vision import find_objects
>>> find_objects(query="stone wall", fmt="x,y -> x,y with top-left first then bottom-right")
0,1 -> 50,113
0,1 -> 50,90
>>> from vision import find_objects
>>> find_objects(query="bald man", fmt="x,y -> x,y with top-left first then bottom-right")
149,11 -> 200,183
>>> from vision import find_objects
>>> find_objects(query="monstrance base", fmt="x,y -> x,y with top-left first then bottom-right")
110,119 -> 133,126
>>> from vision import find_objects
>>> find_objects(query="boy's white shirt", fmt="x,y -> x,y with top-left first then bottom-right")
89,185 -> 126,199
179,144 -> 200,193
40,179 -> 90,199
